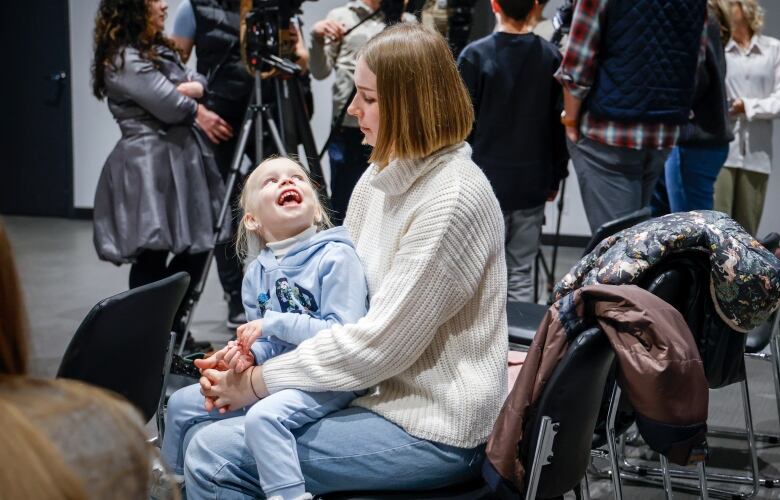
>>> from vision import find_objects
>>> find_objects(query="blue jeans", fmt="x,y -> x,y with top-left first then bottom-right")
651,145 -> 728,215
182,407 -> 485,499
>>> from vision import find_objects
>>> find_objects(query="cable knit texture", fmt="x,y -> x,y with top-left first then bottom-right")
262,143 -> 508,448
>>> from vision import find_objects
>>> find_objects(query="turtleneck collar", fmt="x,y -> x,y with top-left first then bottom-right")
369,143 -> 471,196
266,225 -> 318,259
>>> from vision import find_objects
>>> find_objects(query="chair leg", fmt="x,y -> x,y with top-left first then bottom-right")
581,473 -> 591,500
156,331 -> 177,443
606,383 -> 624,500
525,416 -> 558,500
660,455 -> 674,500
739,377 -> 761,498
697,460 -> 709,500
769,316 -> 780,430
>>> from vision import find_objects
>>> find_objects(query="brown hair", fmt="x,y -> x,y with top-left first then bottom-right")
0,218 -> 28,375
236,157 -> 333,259
0,396 -> 87,499
359,23 -> 474,167
92,0 -> 179,99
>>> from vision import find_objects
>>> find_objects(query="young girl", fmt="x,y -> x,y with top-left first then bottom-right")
161,157 -> 368,500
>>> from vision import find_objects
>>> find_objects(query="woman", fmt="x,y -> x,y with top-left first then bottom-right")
0,218 -> 156,499
181,24 -> 508,497
714,0 -> 780,235
91,0 -> 225,326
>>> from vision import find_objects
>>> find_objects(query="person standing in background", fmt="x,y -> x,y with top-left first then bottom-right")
556,0 -> 707,234
309,0 -> 413,223
714,0 -> 780,236
92,0 -> 226,342
458,0 -> 568,302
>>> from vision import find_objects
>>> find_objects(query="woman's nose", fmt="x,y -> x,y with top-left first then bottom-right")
347,99 -> 359,117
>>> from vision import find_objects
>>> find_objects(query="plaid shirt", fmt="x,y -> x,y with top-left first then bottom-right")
556,0 -> 705,150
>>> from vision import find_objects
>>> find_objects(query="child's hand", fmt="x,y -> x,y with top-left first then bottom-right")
236,319 -> 264,350
222,340 -> 256,374
199,366 -> 263,413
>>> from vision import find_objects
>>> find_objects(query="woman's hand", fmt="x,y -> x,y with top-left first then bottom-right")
729,98 -> 745,116
312,19 -> 346,43
177,81 -> 204,99
200,365 -> 268,413
196,104 -> 234,144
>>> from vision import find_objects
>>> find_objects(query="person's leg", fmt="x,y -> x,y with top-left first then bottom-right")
129,249 -> 169,289
328,127 -> 372,224
639,148 -> 669,209
161,383 -> 247,475
713,166 -> 736,216
183,407 -> 484,499
504,205 -> 545,302
676,146 -> 729,212
732,169 -> 770,236
655,146 -> 681,214
567,137 -> 647,233
244,389 -> 363,499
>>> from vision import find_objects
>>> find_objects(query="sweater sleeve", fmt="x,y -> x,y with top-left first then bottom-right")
261,179 -> 497,393
262,244 -> 369,345
106,48 -> 198,124
309,9 -> 341,80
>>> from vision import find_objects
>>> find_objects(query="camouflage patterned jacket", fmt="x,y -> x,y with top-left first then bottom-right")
554,211 -> 780,332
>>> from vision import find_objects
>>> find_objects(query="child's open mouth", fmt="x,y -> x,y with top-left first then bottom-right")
277,189 -> 302,206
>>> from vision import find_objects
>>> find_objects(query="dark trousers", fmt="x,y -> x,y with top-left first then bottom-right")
328,126 -> 372,224
129,249 -> 210,333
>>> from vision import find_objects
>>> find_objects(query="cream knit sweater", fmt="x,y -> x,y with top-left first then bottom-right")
263,143 -> 508,448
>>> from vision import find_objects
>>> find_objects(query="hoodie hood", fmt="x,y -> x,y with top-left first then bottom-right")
256,226 -> 355,271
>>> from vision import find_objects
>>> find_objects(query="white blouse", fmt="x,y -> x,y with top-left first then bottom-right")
725,34 -> 780,174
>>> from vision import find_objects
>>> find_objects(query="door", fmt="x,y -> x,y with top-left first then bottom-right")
3,0 -> 73,216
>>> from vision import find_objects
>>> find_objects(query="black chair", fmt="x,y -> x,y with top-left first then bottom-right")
57,272 -> 190,430
509,207 -> 653,347
319,327 -> 615,500
606,252 -> 758,499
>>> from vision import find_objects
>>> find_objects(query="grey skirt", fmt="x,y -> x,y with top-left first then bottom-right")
93,122 -> 227,264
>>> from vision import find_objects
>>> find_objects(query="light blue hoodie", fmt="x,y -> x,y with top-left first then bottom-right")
242,226 -> 368,362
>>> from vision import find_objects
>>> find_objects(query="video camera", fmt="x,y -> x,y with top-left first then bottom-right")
244,0 -> 311,73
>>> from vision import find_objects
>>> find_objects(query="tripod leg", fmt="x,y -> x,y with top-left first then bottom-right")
261,106 -> 288,158
288,76 -> 327,196
253,72 -> 264,165
274,79 -> 287,148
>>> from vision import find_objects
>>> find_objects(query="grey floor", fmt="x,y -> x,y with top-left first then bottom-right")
6,215 -> 780,499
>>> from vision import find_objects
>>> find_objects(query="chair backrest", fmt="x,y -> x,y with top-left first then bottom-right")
638,251 -> 745,388
57,272 -> 190,422
581,207 -> 653,257
521,327 -> 615,498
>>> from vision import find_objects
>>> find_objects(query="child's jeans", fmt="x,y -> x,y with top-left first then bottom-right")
245,388 -> 364,499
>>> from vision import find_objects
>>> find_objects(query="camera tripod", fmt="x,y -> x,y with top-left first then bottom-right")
176,54 -> 325,355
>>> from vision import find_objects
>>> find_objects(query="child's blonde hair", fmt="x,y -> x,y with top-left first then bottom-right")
236,157 -> 332,259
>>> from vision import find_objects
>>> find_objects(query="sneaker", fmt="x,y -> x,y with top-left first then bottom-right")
226,293 -> 246,330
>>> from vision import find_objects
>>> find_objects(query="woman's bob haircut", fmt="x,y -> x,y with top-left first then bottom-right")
358,23 -> 474,167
